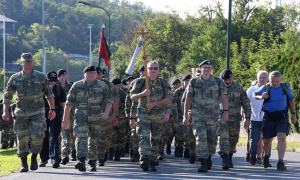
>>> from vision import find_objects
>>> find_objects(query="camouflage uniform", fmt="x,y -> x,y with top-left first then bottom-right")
0,102 -> 16,148
60,81 -> 77,158
130,77 -> 173,162
4,70 -> 54,157
66,79 -> 113,160
218,81 -> 251,156
185,75 -> 227,159
97,79 -> 119,160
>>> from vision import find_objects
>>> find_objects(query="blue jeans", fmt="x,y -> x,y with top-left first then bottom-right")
249,121 -> 262,157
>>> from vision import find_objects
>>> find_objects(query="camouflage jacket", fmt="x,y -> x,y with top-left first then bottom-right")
4,70 -> 54,116
174,86 -> 186,118
118,89 -> 127,118
66,79 -> 113,122
225,81 -> 251,119
130,77 -> 173,118
186,75 -> 227,117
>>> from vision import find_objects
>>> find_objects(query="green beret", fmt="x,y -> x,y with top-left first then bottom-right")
21,53 -> 33,61
199,60 -> 212,67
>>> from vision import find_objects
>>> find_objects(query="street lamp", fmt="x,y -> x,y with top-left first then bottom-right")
87,24 -> 94,65
226,0 -> 232,69
78,1 -> 110,78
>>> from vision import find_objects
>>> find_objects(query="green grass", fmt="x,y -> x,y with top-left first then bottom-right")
0,148 -> 40,177
237,137 -> 300,152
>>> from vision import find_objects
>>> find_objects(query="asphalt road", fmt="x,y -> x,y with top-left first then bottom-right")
2,145 -> 300,180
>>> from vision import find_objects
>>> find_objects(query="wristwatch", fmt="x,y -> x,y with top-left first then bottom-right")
291,112 -> 296,114
130,117 -> 135,120
50,109 -> 55,111
112,113 -> 118,116
223,109 -> 228,112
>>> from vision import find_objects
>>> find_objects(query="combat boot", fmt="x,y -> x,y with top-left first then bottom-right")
114,150 -> 121,161
184,148 -> 190,158
87,160 -> 96,171
61,156 -> 69,165
71,150 -> 77,161
75,157 -> 86,171
30,153 -> 38,170
121,149 -> 125,157
1,144 -> 7,149
140,158 -> 149,171
189,155 -> 196,164
124,142 -> 129,154
166,144 -> 171,155
207,155 -> 212,170
177,147 -> 183,158
9,141 -> 14,148
104,152 -> 108,162
39,160 -> 48,167
198,158 -> 208,172
108,148 -> 114,160
229,153 -> 234,168
131,154 -> 139,162
20,156 -> 29,172
129,150 -> 134,158
221,154 -> 229,170
158,149 -> 164,160
150,161 -> 157,171
174,147 -> 179,157
98,159 -> 105,166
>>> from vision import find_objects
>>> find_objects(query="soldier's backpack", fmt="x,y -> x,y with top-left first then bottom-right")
190,76 -> 222,97
264,82 -> 288,103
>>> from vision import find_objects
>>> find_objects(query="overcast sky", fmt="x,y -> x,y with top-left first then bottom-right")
127,0 -> 296,19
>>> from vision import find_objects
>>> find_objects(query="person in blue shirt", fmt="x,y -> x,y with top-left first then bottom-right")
253,71 -> 297,171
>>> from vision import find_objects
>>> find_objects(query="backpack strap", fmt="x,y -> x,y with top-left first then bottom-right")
191,76 -> 221,97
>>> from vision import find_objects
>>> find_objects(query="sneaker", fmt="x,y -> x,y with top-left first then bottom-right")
245,153 -> 250,162
256,157 -> 262,164
39,160 -> 48,167
262,155 -> 270,168
250,155 -> 256,165
277,161 -> 287,170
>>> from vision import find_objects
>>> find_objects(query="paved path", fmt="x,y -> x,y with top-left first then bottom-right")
2,146 -> 300,180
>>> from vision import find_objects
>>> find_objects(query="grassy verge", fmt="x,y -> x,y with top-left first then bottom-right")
237,137 -> 300,152
0,148 -> 40,177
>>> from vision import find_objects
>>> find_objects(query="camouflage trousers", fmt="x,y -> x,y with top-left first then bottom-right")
97,119 -> 112,159
14,114 -> 46,157
218,118 -> 240,156
74,119 -> 101,160
136,116 -> 163,162
114,117 -> 129,151
192,115 -> 219,159
160,122 -> 173,150
186,123 -> 196,157
61,116 -> 76,157
174,119 -> 186,147
1,120 -> 16,146
130,127 -> 139,154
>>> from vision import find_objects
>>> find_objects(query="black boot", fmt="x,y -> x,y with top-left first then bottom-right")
177,147 -> 183,158
222,154 -> 229,170
124,142 -> 129,153
158,149 -> 164,160
166,144 -> 171,155
131,154 -> 139,162
121,149 -> 125,157
207,155 -> 212,170
174,147 -> 179,157
20,156 -> 29,172
150,161 -> 157,171
198,158 -> 208,172
129,150 -> 134,158
9,141 -> 14,148
140,158 -> 149,171
1,144 -> 7,149
75,157 -> 86,171
104,152 -> 108,162
61,156 -> 69,165
114,150 -> 121,161
229,153 -> 234,168
108,148 -> 114,160
71,150 -> 77,161
189,155 -> 196,164
98,159 -> 105,166
30,153 -> 38,170
87,160 -> 96,171
184,148 -> 190,158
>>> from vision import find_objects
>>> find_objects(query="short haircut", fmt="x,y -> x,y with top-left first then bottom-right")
269,71 -> 282,79
257,70 -> 269,79
147,60 -> 159,67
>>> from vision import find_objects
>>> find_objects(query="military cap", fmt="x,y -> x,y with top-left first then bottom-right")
182,74 -> 192,81
21,53 -> 34,61
220,69 -> 233,80
96,67 -> 102,74
47,71 -> 58,81
102,69 -> 107,75
83,65 -> 97,73
139,64 -> 144,71
57,69 -> 67,77
112,78 -> 121,85
126,76 -> 135,82
199,60 -> 212,67
172,78 -> 181,85
121,78 -> 127,86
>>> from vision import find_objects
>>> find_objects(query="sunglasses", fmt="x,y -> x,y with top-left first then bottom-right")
49,80 -> 56,82
148,67 -> 159,70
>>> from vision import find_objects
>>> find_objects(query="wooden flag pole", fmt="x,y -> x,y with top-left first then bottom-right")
133,28 -> 152,103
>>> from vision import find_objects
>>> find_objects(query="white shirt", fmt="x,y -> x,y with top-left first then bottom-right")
246,84 -> 264,121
